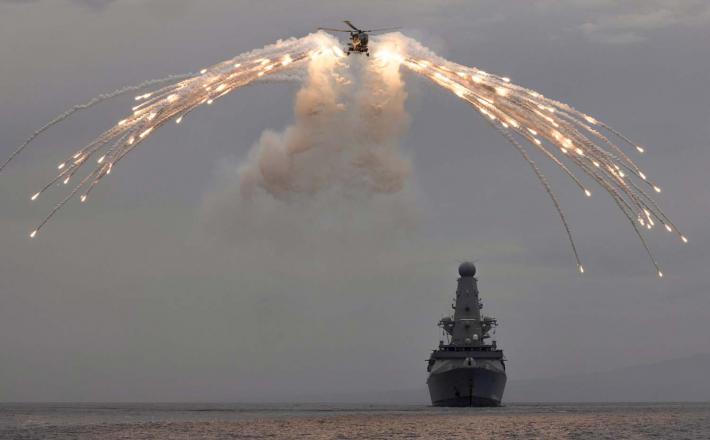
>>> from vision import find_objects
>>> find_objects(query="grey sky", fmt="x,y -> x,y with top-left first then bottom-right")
0,0 -> 708,402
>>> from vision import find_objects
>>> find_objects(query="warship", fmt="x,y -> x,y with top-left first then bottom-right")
426,262 -> 507,407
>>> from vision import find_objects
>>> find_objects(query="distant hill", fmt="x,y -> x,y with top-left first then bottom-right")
506,353 -> 710,403
295,354 -> 710,404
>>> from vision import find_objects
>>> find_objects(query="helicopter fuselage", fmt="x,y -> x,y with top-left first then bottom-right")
319,21 -> 399,57
347,31 -> 369,55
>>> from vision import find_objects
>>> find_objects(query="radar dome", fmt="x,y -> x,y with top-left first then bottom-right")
458,262 -> 477,277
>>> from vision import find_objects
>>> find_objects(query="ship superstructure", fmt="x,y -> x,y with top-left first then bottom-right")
426,262 -> 507,406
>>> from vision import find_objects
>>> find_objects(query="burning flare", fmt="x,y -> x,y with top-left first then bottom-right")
1,32 -> 684,276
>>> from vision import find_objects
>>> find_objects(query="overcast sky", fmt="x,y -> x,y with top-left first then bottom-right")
1,0 -> 708,402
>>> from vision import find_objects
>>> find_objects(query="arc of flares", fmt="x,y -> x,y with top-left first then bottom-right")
392,47 -> 686,277
2,32 -> 685,276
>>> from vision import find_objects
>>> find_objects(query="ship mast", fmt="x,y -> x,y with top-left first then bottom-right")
438,262 -> 497,348
451,262 -> 483,346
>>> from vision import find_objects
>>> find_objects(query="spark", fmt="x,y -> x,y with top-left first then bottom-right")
0,73 -> 192,175
1,32 -> 685,277
330,46 -> 345,58
375,48 -> 405,64
396,37 -> 683,276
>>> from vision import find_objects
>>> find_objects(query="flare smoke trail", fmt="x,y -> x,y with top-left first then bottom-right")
203,51 -> 415,254
1,31 -> 685,276
238,36 -> 410,200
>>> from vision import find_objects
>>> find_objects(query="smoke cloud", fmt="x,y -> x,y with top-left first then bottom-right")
239,46 -> 411,200
201,39 -> 419,258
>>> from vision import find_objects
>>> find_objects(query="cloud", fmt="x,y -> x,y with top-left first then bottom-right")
578,1 -> 710,44
72,0 -> 115,10
0,0 -> 115,11
535,0 -> 710,44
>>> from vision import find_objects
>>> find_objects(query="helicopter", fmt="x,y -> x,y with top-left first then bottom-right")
318,21 -> 400,56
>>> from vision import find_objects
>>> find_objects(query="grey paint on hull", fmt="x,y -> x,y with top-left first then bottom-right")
427,365 -> 507,407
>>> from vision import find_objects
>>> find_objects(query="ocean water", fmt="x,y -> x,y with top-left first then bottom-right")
2,402 -> 709,439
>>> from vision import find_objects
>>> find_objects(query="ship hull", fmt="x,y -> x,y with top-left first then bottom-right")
427,362 -> 507,407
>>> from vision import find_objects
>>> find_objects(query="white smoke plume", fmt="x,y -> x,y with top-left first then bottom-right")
238,44 -> 411,200
201,35 -> 418,253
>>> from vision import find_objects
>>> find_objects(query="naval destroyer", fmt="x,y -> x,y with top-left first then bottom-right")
426,262 -> 507,406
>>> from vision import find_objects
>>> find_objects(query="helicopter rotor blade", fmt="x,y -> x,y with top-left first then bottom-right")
365,27 -> 402,33
343,20 -> 361,31
318,27 -> 353,33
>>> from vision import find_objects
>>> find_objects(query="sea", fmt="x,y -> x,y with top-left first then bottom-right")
2,402 -> 709,439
